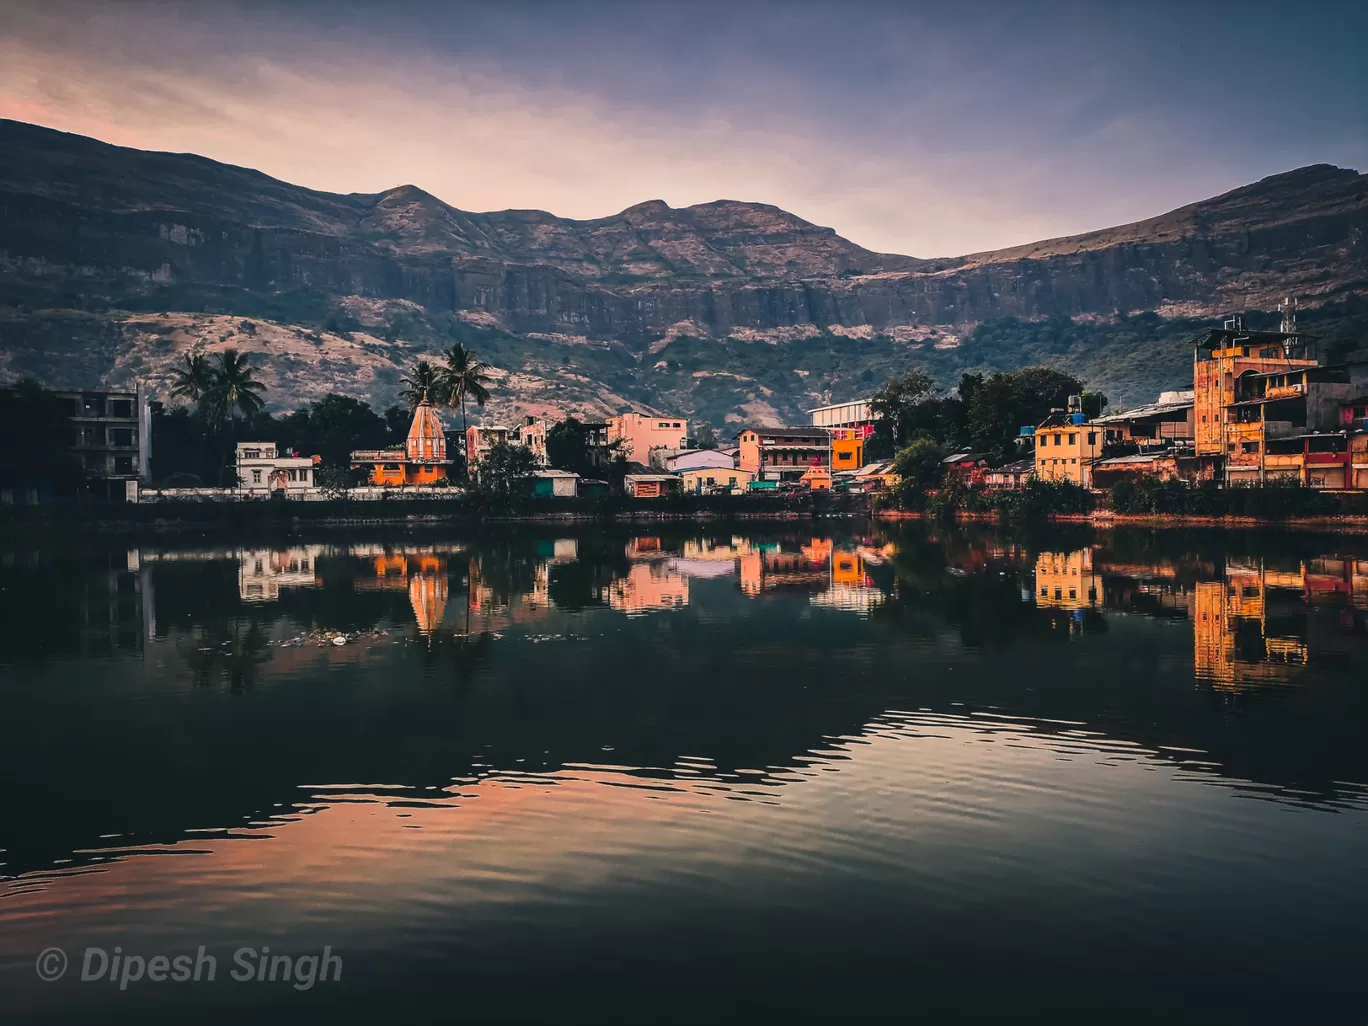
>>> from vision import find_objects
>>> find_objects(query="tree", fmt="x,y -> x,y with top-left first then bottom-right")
383,404 -> 410,444
475,441 -> 537,496
170,352 -> 216,405
868,369 -> 939,458
439,343 -> 493,453
967,366 -> 1084,463
399,360 -> 448,409
279,395 -> 390,468
0,378 -> 82,495
890,437 -> 948,504
202,349 -> 267,429
693,422 -> 718,448
546,416 -> 603,476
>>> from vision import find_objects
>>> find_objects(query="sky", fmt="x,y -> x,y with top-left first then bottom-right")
1,0 -> 1365,256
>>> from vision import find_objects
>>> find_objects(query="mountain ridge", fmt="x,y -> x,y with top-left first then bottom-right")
1,118 -> 1365,425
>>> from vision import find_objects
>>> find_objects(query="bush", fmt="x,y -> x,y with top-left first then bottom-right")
993,478 -> 1094,519
1107,476 -> 1338,518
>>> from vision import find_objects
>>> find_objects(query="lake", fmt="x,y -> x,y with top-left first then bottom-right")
2,522 -> 1367,1023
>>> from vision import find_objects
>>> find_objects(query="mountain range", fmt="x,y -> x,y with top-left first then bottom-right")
2,118 -> 1366,425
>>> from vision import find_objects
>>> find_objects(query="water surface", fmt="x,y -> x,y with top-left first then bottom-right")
2,523 -> 1367,1022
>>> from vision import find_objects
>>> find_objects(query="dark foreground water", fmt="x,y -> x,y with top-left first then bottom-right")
2,522 -> 1367,1024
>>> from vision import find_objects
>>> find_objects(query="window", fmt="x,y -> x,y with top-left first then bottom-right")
300,470 -> 309,484
252,470 -> 262,483
1087,432 -> 1096,446
1067,433 -> 1077,444
1242,442 -> 1259,454
1354,406 -> 1366,418
288,469 -> 298,481
114,456 -> 134,474
109,399 -> 133,418
110,428 -> 133,447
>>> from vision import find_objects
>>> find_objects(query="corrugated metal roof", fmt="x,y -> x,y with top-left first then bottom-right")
1091,399 -> 1194,424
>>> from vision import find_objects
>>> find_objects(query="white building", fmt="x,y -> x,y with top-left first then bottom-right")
809,398 -> 875,431
662,449 -> 738,473
235,442 -> 320,496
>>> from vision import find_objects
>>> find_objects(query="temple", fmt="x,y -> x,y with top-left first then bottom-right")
350,395 -> 452,486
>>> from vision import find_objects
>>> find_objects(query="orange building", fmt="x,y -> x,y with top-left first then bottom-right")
1193,318 -> 1319,483
351,396 -> 452,486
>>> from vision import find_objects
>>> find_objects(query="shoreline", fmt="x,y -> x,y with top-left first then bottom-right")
876,510 -> 1368,531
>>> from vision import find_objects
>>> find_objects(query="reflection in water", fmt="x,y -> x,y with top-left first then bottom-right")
4,524 -> 1368,1021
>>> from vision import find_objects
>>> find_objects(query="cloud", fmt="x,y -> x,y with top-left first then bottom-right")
1,0 -> 1363,257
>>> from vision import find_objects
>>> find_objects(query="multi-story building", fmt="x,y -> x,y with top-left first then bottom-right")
42,384 -> 151,500
509,415 -> 550,465
735,426 -> 831,483
808,398 -> 876,435
810,398 -> 873,470
607,412 -> 689,463
1221,362 -> 1368,487
1193,318 -> 1322,483
351,396 -> 452,486
462,423 -> 511,468
1033,405 -> 1103,487
235,442 -> 320,496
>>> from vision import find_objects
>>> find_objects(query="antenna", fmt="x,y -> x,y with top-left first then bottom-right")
1279,297 -> 1302,358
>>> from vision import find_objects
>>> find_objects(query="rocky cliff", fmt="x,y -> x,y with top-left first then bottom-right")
2,118 -> 1365,422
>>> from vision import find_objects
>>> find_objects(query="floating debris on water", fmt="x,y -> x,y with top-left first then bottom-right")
270,628 -> 390,649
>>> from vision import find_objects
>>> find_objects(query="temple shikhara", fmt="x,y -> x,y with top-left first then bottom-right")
350,395 -> 452,486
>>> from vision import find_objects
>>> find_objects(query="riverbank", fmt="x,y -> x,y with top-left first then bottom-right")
877,509 -> 1368,531
0,492 -> 876,534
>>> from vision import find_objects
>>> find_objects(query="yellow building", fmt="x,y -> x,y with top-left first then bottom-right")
1034,412 -> 1103,487
678,467 -> 754,494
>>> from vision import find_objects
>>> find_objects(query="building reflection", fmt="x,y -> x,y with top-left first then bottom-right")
1034,550 -> 1102,610
237,546 -> 324,603
1191,557 -> 1368,689
1030,544 -> 1368,690
609,562 -> 689,613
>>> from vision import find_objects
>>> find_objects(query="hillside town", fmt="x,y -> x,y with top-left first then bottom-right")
3,314 -> 1367,509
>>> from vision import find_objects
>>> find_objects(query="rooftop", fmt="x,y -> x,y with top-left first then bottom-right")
806,397 -> 873,413
1091,396 -> 1195,424
736,426 -> 831,439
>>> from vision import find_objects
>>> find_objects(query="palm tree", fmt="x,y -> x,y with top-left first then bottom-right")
439,343 -> 493,459
170,352 -> 215,404
200,349 -> 267,485
399,360 -> 447,409
202,349 -> 267,429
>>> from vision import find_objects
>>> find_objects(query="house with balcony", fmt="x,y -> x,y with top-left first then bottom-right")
235,443 -> 321,496
735,426 -> 831,483
1091,391 -> 1195,451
